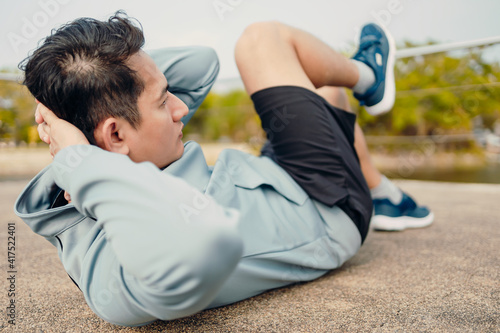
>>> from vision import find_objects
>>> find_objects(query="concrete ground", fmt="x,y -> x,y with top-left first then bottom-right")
0,179 -> 498,332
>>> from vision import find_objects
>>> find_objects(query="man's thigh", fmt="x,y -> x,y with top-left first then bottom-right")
235,21 -> 315,96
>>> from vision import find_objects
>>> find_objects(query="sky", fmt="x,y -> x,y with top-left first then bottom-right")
1,0 -> 500,89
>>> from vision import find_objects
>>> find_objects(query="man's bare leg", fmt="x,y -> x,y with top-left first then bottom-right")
235,21 -> 382,241
315,86 -> 381,189
235,21 -> 432,232
235,21 -> 360,96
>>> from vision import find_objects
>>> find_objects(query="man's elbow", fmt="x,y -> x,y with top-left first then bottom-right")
193,46 -> 219,71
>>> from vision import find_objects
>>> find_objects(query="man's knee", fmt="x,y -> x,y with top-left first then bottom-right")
238,21 -> 282,43
235,21 -> 287,61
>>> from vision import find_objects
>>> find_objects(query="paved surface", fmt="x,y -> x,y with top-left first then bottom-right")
0,179 -> 498,332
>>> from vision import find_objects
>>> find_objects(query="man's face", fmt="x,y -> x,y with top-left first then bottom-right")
125,51 -> 188,168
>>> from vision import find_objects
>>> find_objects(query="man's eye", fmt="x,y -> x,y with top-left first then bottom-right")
161,96 -> 168,107
161,90 -> 170,107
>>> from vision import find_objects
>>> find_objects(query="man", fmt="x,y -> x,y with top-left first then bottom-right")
15,12 -> 432,326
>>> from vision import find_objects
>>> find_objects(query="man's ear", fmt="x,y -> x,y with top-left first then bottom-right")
93,118 -> 130,155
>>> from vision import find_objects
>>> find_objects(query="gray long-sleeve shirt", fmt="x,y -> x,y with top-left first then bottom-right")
14,46 -> 361,326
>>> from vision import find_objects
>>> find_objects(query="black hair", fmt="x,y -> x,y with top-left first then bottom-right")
19,10 -> 145,145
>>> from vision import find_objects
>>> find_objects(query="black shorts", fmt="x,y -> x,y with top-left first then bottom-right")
251,86 -> 372,242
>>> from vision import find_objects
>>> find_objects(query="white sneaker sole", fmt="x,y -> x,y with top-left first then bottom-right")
371,212 -> 435,231
364,23 -> 396,116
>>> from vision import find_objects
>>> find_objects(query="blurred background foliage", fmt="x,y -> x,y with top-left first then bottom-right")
0,78 -> 37,144
187,45 -> 500,148
354,43 -> 500,138
183,90 -> 258,143
1,44 -> 499,146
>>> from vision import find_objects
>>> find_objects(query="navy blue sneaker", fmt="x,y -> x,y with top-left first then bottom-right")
371,193 -> 434,231
352,23 -> 396,115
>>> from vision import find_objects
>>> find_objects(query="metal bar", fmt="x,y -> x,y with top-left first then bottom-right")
2,36 -> 500,84
365,133 -> 477,146
365,134 -> 476,145
395,36 -> 500,59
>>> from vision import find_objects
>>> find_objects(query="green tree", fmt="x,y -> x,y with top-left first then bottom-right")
356,42 -> 500,137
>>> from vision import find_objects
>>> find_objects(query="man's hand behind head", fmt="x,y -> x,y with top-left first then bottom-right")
36,103 -> 90,157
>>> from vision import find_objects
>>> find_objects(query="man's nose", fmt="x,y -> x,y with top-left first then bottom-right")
171,94 -> 189,122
